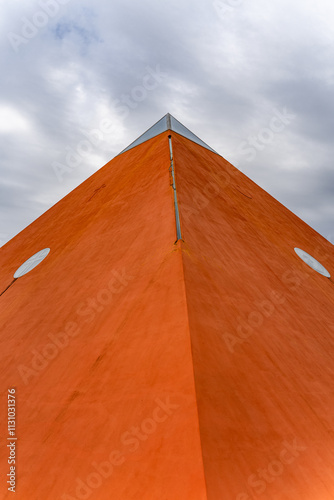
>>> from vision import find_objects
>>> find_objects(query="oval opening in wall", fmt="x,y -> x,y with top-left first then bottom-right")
294,248 -> 330,278
14,248 -> 50,278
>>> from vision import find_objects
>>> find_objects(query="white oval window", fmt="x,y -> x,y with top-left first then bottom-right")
294,248 -> 330,278
14,248 -> 50,278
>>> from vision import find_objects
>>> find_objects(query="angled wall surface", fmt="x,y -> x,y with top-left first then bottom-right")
172,133 -> 334,500
0,133 -> 207,500
0,118 -> 334,500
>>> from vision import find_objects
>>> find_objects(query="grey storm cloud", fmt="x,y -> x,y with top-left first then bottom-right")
0,0 -> 333,246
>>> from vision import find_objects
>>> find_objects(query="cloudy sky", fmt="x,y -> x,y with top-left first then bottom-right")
1,0 -> 333,247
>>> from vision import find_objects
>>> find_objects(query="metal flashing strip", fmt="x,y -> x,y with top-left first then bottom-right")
166,113 -> 172,130
168,135 -> 182,241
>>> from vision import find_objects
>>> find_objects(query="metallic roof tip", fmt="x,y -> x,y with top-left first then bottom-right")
119,113 -> 217,155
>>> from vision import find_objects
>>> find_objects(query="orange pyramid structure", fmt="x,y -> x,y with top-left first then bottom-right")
1,114 -> 334,499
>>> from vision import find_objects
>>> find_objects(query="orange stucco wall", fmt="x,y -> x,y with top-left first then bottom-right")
0,133 -> 207,499
1,128 -> 334,499
173,132 -> 334,500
